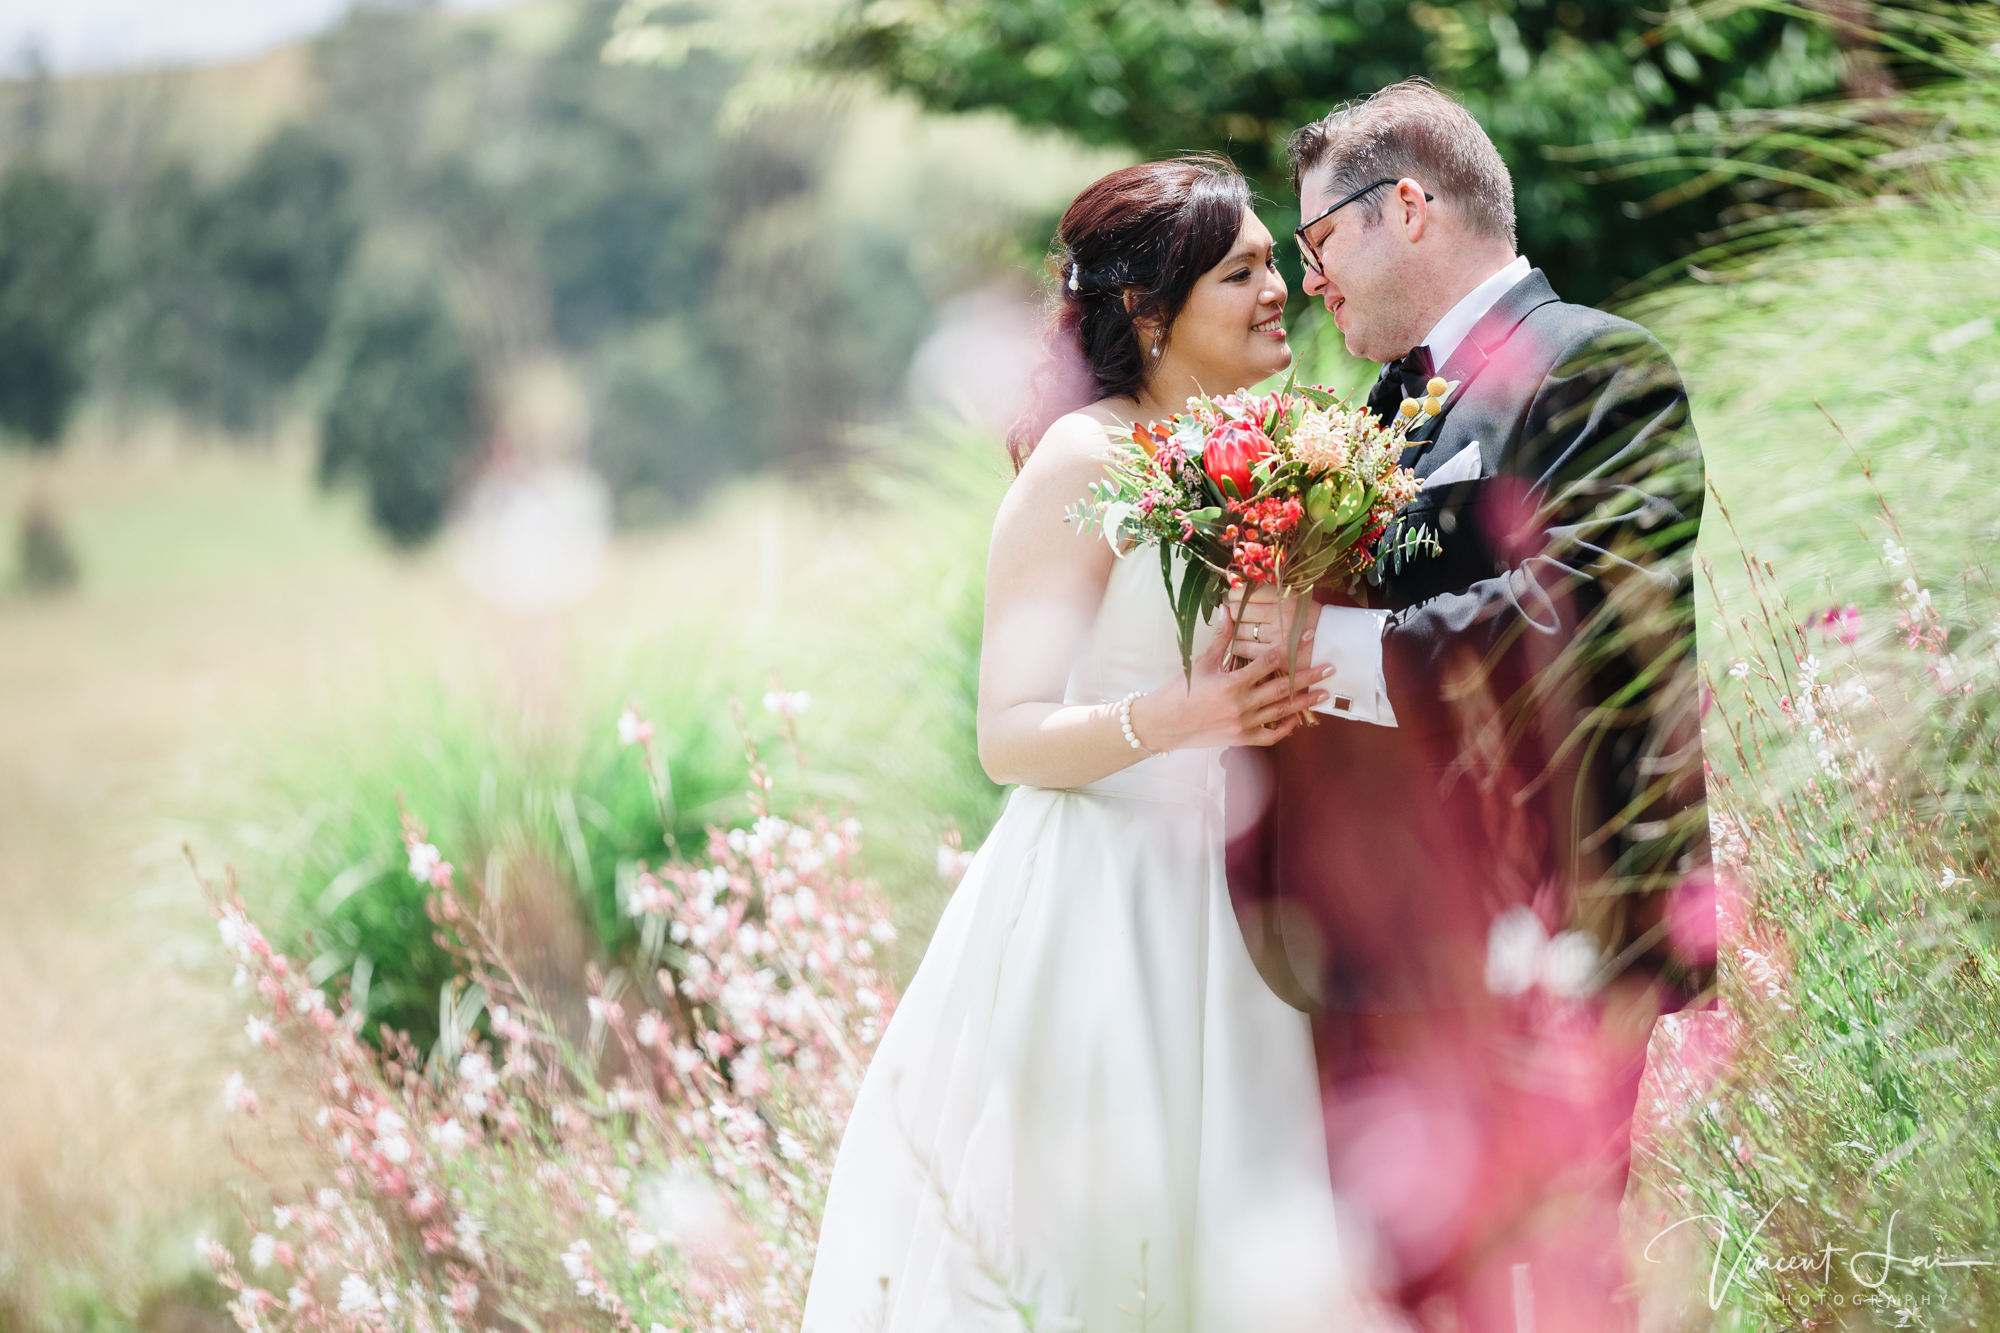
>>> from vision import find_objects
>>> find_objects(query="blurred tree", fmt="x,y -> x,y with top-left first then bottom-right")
303,0 -> 941,530
208,129 -> 361,392
587,318 -> 735,524
0,160 -> 99,446
318,277 -> 478,547
0,159 -> 98,591
96,129 -> 358,429
814,0 -> 1848,303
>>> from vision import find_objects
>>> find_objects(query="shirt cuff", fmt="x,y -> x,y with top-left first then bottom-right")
1309,605 -> 1399,728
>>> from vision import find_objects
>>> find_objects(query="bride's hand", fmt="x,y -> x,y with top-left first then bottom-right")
1128,607 -> 1330,751
1230,584 -> 1314,659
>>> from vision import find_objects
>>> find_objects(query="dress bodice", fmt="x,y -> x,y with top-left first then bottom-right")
1062,547 -> 1226,799
1064,546 -> 1222,707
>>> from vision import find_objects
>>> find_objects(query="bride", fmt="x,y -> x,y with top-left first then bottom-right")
803,157 -> 1360,1332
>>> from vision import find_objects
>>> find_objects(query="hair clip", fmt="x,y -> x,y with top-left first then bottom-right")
1067,263 -> 1080,293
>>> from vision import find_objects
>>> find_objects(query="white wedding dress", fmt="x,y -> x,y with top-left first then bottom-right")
801,551 -> 1356,1333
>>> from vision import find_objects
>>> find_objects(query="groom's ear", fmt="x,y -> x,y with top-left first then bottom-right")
1393,179 -> 1432,243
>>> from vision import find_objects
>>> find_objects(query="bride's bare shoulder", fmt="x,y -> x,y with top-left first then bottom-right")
1018,401 -> 1132,481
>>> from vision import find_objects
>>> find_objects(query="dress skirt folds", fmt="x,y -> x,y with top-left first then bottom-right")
801,555 -> 1353,1333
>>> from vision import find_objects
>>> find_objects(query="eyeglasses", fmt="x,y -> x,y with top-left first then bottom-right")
1294,179 -> 1434,277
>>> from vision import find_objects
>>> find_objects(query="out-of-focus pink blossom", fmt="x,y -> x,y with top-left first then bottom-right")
618,703 -> 656,747
1813,602 -> 1862,645
220,1072 -> 259,1115
193,713 -> 898,1331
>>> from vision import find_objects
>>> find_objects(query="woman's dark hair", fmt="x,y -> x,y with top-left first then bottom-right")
1006,155 -> 1252,469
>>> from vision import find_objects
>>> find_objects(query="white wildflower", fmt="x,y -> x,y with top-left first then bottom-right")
560,1239 -> 592,1282
249,1233 -> 277,1270
338,1273 -> 379,1314
217,911 -> 250,961
454,1212 -> 487,1264
595,1193 -> 619,1219
457,1051 -> 499,1114
635,1011 -> 663,1047
936,842 -> 975,881
407,841 -> 442,883
428,1118 -> 468,1158
244,1015 -> 275,1048
221,1072 -> 258,1115
617,705 -> 653,747
1728,660 -> 1750,681
627,1228 -> 659,1257
762,689 -> 812,717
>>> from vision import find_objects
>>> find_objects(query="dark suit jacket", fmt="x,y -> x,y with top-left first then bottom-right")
1229,269 -> 1716,1016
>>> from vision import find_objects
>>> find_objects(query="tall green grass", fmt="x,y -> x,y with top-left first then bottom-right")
1620,10 -> 2000,1326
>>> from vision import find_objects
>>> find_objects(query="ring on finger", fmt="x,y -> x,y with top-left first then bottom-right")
1250,624 -> 1261,642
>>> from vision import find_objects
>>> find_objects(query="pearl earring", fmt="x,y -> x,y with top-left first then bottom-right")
1151,332 -> 1162,358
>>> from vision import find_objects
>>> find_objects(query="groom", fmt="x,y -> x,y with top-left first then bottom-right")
1226,80 -> 1715,1332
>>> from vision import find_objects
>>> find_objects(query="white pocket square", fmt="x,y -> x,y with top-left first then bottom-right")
1420,443 -> 1481,491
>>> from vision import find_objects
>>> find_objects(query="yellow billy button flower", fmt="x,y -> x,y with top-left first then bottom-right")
1427,376 -> 1449,398
1422,396 -> 1443,416
1398,398 -> 1421,419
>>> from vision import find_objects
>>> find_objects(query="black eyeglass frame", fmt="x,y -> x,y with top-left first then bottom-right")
1293,178 -> 1434,277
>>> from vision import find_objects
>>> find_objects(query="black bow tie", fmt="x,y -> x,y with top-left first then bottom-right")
1367,345 -> 1436,424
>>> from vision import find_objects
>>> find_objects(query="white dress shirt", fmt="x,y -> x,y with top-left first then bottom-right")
1306,255 -> 1532,726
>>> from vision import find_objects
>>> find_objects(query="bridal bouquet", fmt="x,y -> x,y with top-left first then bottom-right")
1070,375 -> 1452,677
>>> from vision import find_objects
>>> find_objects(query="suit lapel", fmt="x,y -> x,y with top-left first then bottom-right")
1401,269 -> 1563,469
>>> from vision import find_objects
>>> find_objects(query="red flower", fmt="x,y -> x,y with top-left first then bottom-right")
1203,420 -> 1272,499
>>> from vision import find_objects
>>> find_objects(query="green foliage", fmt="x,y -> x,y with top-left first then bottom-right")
207,129 -> 360,393
587,320 -> 736,524
291,1 -> 959,537
234,425 -> 1012,1047
815,0 -> 1851,303
94,131 -> 358,430
0,160 -> 98,447
1620,23 -> 2000,1324
239,665 -> 752,1046
1647,532 -> 2000,1329
317,275 -> 477,547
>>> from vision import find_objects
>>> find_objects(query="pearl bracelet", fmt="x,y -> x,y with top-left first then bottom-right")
1116,691 -> 1157,755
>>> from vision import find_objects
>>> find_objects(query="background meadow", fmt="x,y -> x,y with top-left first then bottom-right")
1,0 -> 1996,1329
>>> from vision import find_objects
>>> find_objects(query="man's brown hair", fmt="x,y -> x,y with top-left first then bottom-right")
1288,79 -> 1516,248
